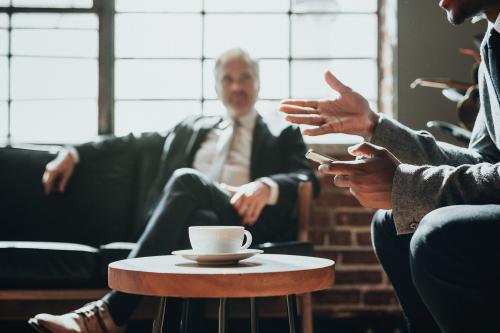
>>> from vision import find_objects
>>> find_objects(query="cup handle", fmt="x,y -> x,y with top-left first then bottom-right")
241,230 -> 252,250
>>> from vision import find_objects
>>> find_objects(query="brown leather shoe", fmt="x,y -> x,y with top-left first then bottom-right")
28,300 -> 126,333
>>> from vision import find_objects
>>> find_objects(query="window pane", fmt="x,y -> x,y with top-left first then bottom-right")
205,0 -> 289,12
11,13 -> 98,29
291,59 -> 377,100
10,100 -> 97,143
0,102 -> 7,139
116,0 -> 202,12
0,1 -> 10,7
203,99 -> 225,117
115,100 -> 201,136
292,0 -> 377,13
116,14 -> 202,58
0,29 -> 7,55
0,13 -> 8,28
12,0 -> 92,8
115,59 -> 202,99
204,14 -> 289,58
12,29 -> 98,57
0,57 -> 7,100
203,59 -> 289,100
11,57 -> 98,99
292,14 -> 377,58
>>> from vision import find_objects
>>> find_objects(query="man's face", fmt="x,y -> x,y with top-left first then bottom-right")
439,0 -> 496,24
217,57 -> 258,118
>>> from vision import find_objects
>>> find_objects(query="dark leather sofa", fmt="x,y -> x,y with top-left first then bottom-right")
0,144 -> 316,331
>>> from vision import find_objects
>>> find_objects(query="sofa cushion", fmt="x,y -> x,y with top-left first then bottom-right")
0,241 -> 99,288
98,242 -> 137,285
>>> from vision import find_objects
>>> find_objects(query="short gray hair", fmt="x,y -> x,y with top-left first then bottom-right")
214,48 -> 260,87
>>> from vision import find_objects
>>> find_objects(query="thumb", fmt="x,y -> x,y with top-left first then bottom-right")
324,71 -> 351,94
347,142 -> 384,159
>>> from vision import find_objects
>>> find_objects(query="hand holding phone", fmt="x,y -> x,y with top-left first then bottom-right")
305,149 -> 337,164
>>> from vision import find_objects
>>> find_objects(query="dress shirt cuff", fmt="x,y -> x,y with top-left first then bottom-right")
258,177 -> 279,205
66,146 -> 80,164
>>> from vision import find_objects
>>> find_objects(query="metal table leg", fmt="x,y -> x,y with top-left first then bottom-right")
286,295 -> 301,333
218,298 -> 228,333
180,298 -> 190,333
250,297 -> 259,333
153,297 -> 167,333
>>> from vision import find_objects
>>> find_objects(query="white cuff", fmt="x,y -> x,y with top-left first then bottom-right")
258,177 -> 279,205
66,146 -> 80,164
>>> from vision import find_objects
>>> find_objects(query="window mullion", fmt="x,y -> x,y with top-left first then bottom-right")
97,0 -> 114,135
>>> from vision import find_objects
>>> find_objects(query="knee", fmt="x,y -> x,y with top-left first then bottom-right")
169,168 -> 204,187
371,209 -> 396,244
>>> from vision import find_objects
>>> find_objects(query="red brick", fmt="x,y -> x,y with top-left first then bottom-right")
314,250 -> 339,262
356,231 -> 372,246
313,289 -> 361,305
309,230 -> 326,245
328,230 -> 352,246
363,290 -> 399,305
335,270 -> 383,285
311,210 -> 331,227
341,250 -> 379,265
314,191 -> 361,207
335,211 -> 375,227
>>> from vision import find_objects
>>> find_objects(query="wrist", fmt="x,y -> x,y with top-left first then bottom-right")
365,111 -> 380,141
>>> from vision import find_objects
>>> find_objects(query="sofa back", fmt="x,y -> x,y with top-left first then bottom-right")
0,145 -> 161,247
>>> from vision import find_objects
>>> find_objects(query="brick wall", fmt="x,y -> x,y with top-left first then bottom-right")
308,152 -> 401,317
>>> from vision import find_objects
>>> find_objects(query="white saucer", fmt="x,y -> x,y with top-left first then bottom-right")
172,249 -> 263,265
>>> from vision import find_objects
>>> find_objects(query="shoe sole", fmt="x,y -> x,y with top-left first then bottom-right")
28,318 -> 53,333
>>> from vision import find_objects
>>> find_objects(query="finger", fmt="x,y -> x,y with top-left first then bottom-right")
325,71 -> 351,94
285,115 -> 325,126
318,161 -> 358,176
280,99 -> 319,109
58,172 -> 70,193
303,123 -> 339,136
279,104 -> 320,115
333,175 -> 353,188
42,171 -> 54,195
347,142 -> 384,159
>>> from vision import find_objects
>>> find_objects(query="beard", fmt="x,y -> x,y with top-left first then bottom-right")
441,0 -> 493,24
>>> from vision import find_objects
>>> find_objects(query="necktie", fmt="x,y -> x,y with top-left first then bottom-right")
486,27 -> 500,98
208,120 -> 240,182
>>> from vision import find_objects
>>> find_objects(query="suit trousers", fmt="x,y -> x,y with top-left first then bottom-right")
104,168 -> 269,328
371,205 -> 500,333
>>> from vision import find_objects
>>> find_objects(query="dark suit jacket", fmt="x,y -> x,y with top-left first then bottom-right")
75,114 -> 320,242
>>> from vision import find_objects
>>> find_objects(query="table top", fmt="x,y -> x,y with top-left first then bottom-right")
108,254 -> 335,298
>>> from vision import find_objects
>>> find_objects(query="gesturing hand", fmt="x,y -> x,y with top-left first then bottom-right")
42,149 -> 76,194
224,181 -> 271,225
280,71 -> 380,141
319,142 -> 401,209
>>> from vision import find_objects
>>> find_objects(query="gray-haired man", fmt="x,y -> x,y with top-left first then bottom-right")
29,48 -> 319,333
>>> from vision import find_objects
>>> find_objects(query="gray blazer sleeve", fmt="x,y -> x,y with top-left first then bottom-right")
371,66 -> 500,234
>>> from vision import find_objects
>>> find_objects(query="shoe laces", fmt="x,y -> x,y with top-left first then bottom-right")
74,302 -> 110,333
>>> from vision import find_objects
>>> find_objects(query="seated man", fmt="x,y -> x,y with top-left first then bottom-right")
280,1 -> 500,331
29,48 -> 319,333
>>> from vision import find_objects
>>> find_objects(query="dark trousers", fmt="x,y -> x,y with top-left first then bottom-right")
104,168 -> 271,327
371,205 -> 500,333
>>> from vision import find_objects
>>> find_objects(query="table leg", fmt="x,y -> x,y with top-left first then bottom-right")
286,295 -> 301,333
152,297 -> 167,333
250,297 -> 259,333
180,298 -> 190,333
218,298 -> 228,333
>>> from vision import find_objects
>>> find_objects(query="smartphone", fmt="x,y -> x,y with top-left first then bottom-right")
305,149 -> 337,164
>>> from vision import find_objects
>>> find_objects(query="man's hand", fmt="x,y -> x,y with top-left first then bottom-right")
280,71 -> 380,141
319,142 -> 401,209
224,181 -> 271,225
42,149 -> 76,195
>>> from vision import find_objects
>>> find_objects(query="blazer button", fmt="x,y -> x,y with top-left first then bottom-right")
409,222 -> 418,230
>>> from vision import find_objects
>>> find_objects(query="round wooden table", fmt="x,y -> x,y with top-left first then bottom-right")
109,254 -> 335,333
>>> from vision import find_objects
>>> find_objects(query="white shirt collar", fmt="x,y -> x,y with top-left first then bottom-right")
489,12 -> 500,33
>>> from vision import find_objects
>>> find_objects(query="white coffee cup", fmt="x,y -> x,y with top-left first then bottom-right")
189,226 -> 252,254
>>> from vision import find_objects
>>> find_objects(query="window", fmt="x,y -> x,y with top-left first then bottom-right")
1,0 -> 380,143
0,0 -> 98,143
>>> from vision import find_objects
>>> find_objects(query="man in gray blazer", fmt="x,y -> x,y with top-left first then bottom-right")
281,1 -> 500,332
